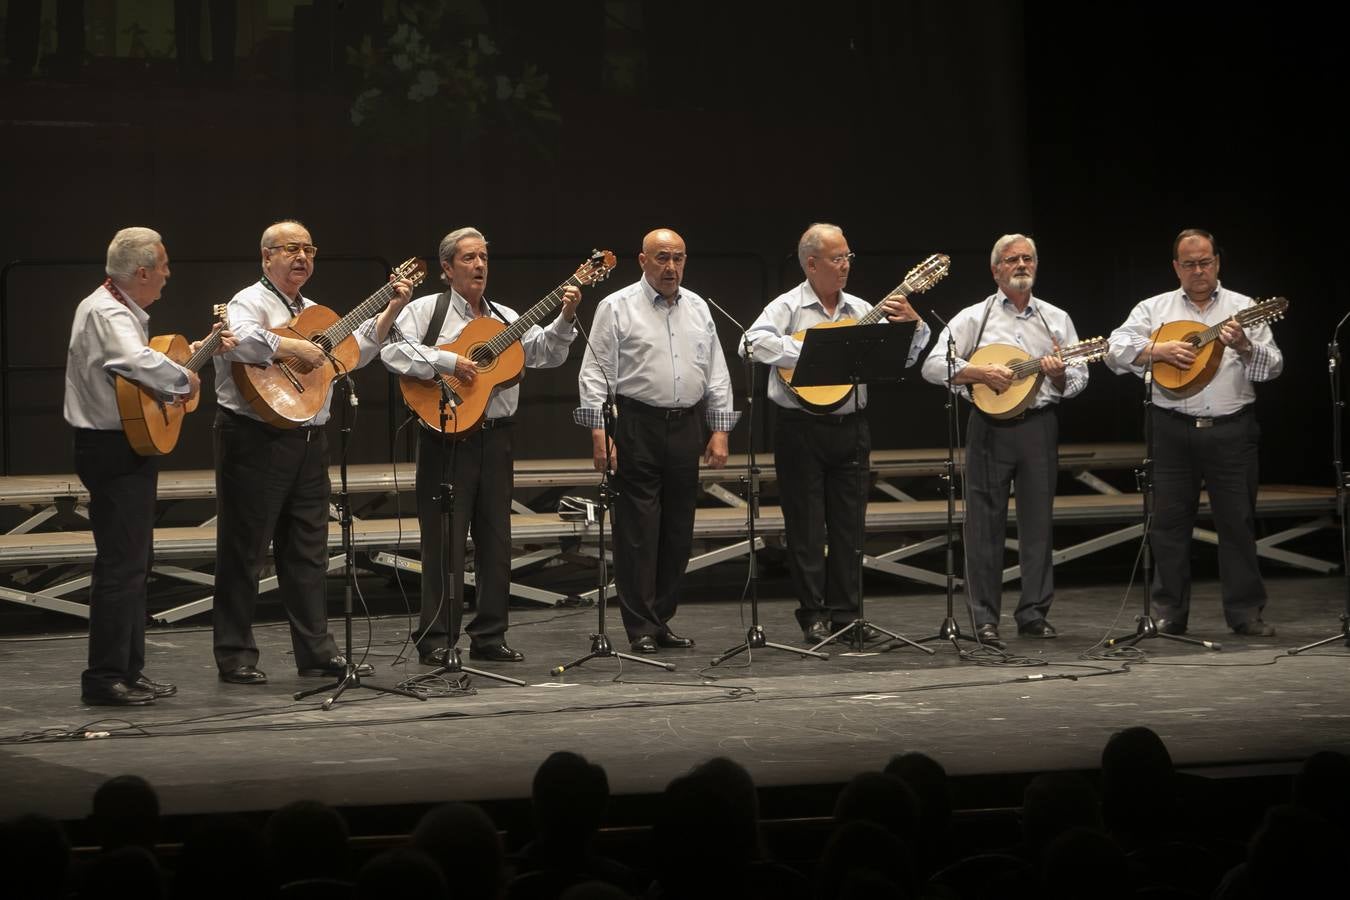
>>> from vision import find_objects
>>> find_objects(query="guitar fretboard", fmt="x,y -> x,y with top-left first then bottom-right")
470,276 -> 583,365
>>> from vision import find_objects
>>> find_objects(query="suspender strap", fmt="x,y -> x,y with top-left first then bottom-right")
423,291 -> 453,345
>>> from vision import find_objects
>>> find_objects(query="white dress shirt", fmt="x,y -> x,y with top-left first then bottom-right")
921,292 -> 1088,408
1105,284 -> 1282,416
381,287 -> 577,421
213,278 -> 383,426
743,280 -> 932,414
64,282 -> 192,430
574,278 -> 740,432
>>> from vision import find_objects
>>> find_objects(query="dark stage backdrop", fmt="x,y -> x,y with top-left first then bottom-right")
0,1 -> 1339,487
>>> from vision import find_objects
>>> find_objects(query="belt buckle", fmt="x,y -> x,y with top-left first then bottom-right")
1194,416 -> 1214,429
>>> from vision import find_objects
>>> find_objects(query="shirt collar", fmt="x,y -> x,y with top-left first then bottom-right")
1177,282 -> 1223,313
996,290 -> 1039,317
801,281 -> 860,317
641,276 -> 681,307
259,275 -> 304,312
102,279 -> 150,326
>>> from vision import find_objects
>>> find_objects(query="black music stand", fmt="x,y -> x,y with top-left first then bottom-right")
792,324 -> 933,655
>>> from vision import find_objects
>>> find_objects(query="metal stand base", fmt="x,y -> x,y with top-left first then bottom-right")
1289,615 -> 1350,655
426,647 -> 527,687
294,665 -> 426,710
812,617 -> 935,655
551,632 -> 675,676
915,615 -> 983,650
1105,614 -> 1222,652
712,624 -> 828,666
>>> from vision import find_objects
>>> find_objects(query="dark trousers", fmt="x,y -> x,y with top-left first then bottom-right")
74,429 -> 157,692
1149,407 -> 1265,628
963,407 -> 1058,628
415,423 -> 514,652
212,410 -> 338,672
611,400 -> 703,641
774,410 -> 871,628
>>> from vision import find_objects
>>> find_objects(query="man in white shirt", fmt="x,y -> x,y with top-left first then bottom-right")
212,220 -> 410,685
64,226 -> 235,705
1105,228 -> 1282,637
381,227 -> 581,665
921,234 -> 1086,648
575,228 -> 740,654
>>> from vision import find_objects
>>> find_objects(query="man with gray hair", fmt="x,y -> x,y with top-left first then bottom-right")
381,227 -> 581,664
920,233 -> 1086,647
64,227 -> 235,705
744,223 -> 930,644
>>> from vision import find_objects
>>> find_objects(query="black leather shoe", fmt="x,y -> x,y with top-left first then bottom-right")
1157,618 -> 1187,635
469,644 -> 525,662
976,623 -> 1006,649
1017,620 -> 1058,639
656,630 -> 695,649
131,676 -> 177,698
836,623 -> 884,643
1232,619 -> 1276,637
219,665 -> 268,685
81,681 -> 155,706
803,621 -> 831,644
631,635 -> 658,654
419,648 -> 454,667
298,655 -> 374,677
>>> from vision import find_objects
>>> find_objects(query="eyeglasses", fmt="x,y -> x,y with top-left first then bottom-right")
1178,258 -> 1216,272
816,252 -> 855,266
1000,254 -> 1036,266
266,242 -> 319,258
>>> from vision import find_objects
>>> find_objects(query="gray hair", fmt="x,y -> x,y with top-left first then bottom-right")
105,227 -> 163,281
797,222 -> 843,272
990,233 -> 1038,267
438,227 -> 487,283
260,219 -> 308,251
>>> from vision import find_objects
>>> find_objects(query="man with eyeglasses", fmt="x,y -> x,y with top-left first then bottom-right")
575,228 -> 740,654
920,233 -> 1085,648
211,219 -> 412,685
744,223 -> 930,645
1105,228 -> 1283,638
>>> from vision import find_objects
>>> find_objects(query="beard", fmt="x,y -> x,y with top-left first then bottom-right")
1008,274 -> 1034,293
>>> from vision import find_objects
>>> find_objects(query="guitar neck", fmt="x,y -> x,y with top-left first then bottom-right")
481,276 -> 580,359
856,281 -> 916,327
320,281 -> 400,349
181,329 -> 223,373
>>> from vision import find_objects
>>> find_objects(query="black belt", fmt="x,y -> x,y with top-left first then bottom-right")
977,404 -> 1057,427
1155,405 -> 1253,429
219,406 -> 324,439
479,417 -> 513,430
616,396 -> 701,420
777,407 -> 864,426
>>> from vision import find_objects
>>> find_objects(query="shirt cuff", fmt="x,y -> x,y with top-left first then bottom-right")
573,407 -> 605,429
706,409 -> 741,432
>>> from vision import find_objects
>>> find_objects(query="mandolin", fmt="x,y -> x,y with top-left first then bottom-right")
400,250 -> 616,435
116,305 -> 229,456
1149,297 -> 1288,397
233,258 -> 427,427
969,337 -> 1109,419
777,253 -> 950,414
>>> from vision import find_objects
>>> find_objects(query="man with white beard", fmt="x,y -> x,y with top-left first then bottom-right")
920,234 -> 1086,647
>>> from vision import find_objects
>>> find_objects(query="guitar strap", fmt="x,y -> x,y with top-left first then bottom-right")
967,296 -> 997,357
422,291 -> 453,345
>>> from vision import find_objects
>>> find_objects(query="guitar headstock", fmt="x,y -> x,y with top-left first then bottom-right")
1063,336 -> 1108,364
392,257 -> 428,288
896,253 -> 952,297
574,250 -> 617,287
1236,296 -> 1288,328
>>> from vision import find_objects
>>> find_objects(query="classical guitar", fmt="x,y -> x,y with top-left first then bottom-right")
233,258 -> 427,427
1150,296 -> 1288,398
115,305 -> 229,456
401,250 -> 617,435
969,336 -> 1109,419
777,253 -> 950,414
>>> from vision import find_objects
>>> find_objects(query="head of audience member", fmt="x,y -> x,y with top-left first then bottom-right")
105,226 -> 171,308
411,802 -> 503,900
639,228 -> 686,301
260,219 -> 316,298
815,818 -> 916,900
990,233 -> 1038,302
0,813 -> 71,899
171,813 -> 266,900
1172,227 -> 1220,303
80,845 -> 165,900
356,848 -> 447,899
834,770 -> 919,844
438,226 -> 489,304
653,756 -> 763,894
558,882 -> 633,900
1246,803 -> 1341,897
262,799 -> 351,887
1021,772 -> 1102,859
884,751 -> 953,871
798,222 -> 851,303
1039,827 -> 1128,900
532,751 -> 610,849
1292,749 -> 1350,831
91,774 -> 160,851
1100,726 -> 1173,839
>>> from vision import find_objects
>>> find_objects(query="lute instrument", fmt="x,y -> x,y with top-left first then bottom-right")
969,336 -> 1108,419
1149,296 -> 1288,397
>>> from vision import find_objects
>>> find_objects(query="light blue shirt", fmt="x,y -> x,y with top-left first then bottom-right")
743,280 -> 932,414
921,292 -> 1088,409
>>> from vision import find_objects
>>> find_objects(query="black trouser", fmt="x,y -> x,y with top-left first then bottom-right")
774,409 -> 871,628
1149,406 -> 1265,628
74,429 -> 157,693
212,409 -> 338,672
963,407 -> 1058,628
415,422 -> 514,652
611,398 -> 704,641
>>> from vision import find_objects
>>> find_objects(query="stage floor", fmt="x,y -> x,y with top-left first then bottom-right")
3,573 -> 1349,826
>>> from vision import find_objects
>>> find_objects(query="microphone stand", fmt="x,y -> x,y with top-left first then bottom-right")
553,397 -> 675,676
915,310 -> 981,653
1105,331 -> 1219,652
297,375 -> 425,708
707,300 -> 827,666
1291,311 -> 1350,654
